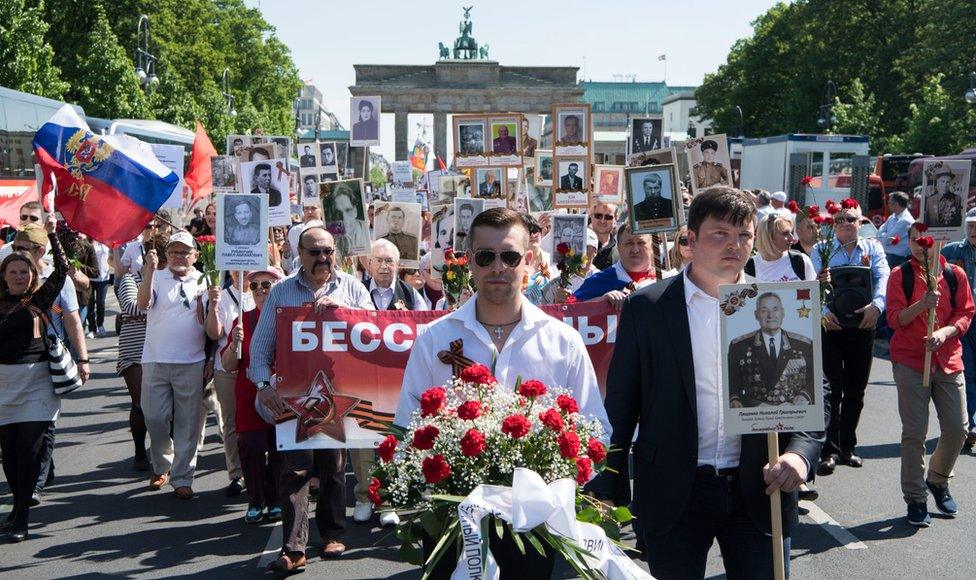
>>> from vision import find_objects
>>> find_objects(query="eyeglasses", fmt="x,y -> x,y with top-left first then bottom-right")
592,213 -> 615,221
473,250 -> 524,268
249,280 -> 273,291
167,250 -> 192,258
836,216 -> 859,224
302,246 -> 335,257
371,257 -> 396,265
678,237 -> 689,246
20,215 -> 40,222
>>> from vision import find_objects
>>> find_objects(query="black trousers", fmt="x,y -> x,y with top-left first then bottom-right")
421,516 -> 555,580
821,327 -> 875,458
279,449 -> 345,554
0,421 -> 53,527
35,422 -> 56,491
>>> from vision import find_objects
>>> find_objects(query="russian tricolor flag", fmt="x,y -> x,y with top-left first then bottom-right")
33,105 -> 179,247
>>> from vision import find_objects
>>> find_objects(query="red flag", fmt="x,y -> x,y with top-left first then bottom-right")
436,155 -> 447,171
185,120 -> 218,201
0,180 -> 39,227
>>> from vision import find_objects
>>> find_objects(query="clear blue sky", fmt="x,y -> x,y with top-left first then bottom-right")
246,0 -> 782,161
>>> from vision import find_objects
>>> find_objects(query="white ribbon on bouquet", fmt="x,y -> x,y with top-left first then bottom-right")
450,468 -> 652,580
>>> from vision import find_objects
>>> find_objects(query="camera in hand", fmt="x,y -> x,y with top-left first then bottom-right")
828,266 -> 873,329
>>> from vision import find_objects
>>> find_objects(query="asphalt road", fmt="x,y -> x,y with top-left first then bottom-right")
2,299 -> 976,579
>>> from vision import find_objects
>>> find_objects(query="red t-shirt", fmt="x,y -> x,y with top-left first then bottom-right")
886,256 -> 975,374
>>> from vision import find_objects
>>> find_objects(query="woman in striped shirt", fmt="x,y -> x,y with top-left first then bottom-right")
115,233 -> 169,471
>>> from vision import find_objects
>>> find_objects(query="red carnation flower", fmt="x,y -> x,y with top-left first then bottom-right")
518,379 -> 547,398
556,394 -> 580,414
915,236 -> 935,249
806,205 -> 820,218
457,400 -> 482,421
823,216 -> 835,226
377,434 -> 398,463
587,437 -> 607,463
576,457 -> 594,484
538,408 -> 564,431
195,235 -> 216,244
840,198 -> 859,210
443,248 -> 454,261
367,477 -> 383,506
890,235 -> 901,246
422,454 -> 452,484
556,242 -> 571,255
557,430 -> 581,458
565,295 -> 578,304
459,364 -> 496,385
801,175 -> 813,186
501,414 -> 532,439
813,216 -> 825,225
412,425 -> 440,450
825,201 -> 840,215
913,222 -> 928,233
460,428 -> 486,457
787,200 -> 799,213
420,387 -> 447,418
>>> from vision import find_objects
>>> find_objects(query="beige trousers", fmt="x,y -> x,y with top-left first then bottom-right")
212,370 -> 242,480
142,361 -> 205,489
350,448 -> 375,503
893,363 -> 968,503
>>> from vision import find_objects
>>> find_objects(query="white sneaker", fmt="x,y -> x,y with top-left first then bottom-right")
353,501 -> 373,522
379,510 -> 400,527
85,331 -> 95,339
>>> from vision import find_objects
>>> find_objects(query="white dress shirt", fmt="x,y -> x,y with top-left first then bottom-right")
684,267 -> 741,469
395,294 -> 611,441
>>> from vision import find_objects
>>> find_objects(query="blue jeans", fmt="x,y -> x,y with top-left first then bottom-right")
88,280 -> 110,328
643,472 -> 790,580
961,330 -> 976,432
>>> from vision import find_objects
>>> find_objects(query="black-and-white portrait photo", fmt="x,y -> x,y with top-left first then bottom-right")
336,142 -> 349,173
374,202 -> 423,267
321,179 -> 371,257
223,195 -> 261,246
320,142 -> 338,171
436,175 -> 470,204
627,164 -> 679,234
630,118 -> 663,154
246,161 -> 282,206
454,197 -> 486,253
299,144 -> 317,168
720,281 -> 825,435
921,159 -> 971,237
557,111 -> 586,145
557,159 -> 586,192
458,122 -> 486,155
226,135 -> 249,157
211,155 -> 238,193
552,214 -> 587,256
302,174 -> 319,201
350,96 -> 381,146
240,158 -> 289,226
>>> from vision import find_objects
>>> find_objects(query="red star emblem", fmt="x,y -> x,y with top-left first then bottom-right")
282,371 -> 360,443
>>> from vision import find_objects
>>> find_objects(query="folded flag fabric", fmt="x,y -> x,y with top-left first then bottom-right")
32,105 -> 178,247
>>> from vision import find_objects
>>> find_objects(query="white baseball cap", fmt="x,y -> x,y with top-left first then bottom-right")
966,208 -> 976,223
586,228 -> 599,249
771,191 -> 788,203
166,231 -> 196,249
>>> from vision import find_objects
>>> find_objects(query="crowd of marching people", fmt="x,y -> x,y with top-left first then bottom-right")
1,182 -> 974,576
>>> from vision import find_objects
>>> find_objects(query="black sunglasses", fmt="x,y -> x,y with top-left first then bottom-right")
592,213 -> 614,221
302,246 -> 335,257
249,280 -> 273,291
678,237 -> 689,246
473,250 -> 524,268
20,214 -> 40,222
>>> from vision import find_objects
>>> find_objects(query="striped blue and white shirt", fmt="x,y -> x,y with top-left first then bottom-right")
248,268 -> 374,385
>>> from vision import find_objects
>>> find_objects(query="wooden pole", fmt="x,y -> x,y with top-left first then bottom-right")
651,233 -> 664,279
767,432 -> 786,580
921,241 -> 943,388
236,269 -> 245,358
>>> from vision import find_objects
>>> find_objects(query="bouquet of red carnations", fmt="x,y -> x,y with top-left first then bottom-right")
194,235 -> 220,287
371,364 -> 630,577
554,242 -> 588,290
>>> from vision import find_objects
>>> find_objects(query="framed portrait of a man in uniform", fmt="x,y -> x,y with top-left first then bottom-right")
626,164 -> 680,234
685,133 -> 733,195
720,281 -> 825,435
920,159 -> 972,242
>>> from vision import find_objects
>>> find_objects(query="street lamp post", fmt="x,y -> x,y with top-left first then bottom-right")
816,80 -> 837,131
134,14 -> 158,88
222,68 -> 237,117
732,105 -> 744,137
965,59 -> 976,105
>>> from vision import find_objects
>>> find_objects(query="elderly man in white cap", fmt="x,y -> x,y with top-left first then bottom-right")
544,228 -> 600,304
770,191 -> 793,218
136,231 -> 212,499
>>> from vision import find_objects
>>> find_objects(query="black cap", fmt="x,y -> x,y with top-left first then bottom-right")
701,140 -> 718,152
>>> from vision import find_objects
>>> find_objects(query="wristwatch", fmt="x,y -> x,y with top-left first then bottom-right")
256,381 -> 271,392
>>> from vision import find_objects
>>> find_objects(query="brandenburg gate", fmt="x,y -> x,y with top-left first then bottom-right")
349,8 -> 582,162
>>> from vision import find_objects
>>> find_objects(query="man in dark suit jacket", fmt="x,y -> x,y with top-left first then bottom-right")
478,172 -> 501,197
300,145 -> 316,168
250,163 -> 282,207
632,120 -> 660,153
589,186 -> 826,579
560,163 -> 583,190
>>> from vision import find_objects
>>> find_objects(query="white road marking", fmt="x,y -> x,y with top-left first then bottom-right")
257,522 -> 283,568
801,501 -> 867,550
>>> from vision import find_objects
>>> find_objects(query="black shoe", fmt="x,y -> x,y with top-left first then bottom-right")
30,492 -> 40,507
841,453 -> 863,468
225,477 -> 244,497
927,481 -> 958,516
7,526 -> 27,542
964,432 -> 976,450
798,506 -> 810,516
798,487 -> 819,502
907,502 -> 931,527
133,455 -> 150,472
2,514 -> 13,531
816,455 -> 837,476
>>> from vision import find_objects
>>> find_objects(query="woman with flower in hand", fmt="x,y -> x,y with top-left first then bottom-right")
521,213 -> 552,305
0,215 -> 70,542
221,267 -> 285,524
886,224 -> 973,527
810,198 -> 890,475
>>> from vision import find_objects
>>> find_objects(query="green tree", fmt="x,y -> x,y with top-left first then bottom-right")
369,165 -> 387,191
831,78 -> 900,153
900,74 -> 966,156
0,0 -> 68,98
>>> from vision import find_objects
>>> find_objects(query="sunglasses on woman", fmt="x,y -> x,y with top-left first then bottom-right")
249,281 -> 273,291
473,250 -> 524,268
678,237 -> 689,246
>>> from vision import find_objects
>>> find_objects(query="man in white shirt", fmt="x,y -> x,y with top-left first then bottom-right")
137,231 -> 211,499
396,207 -> 609,435
878,190 -> 915,268
589,187 -> 825,579
770,191 -> 793,218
